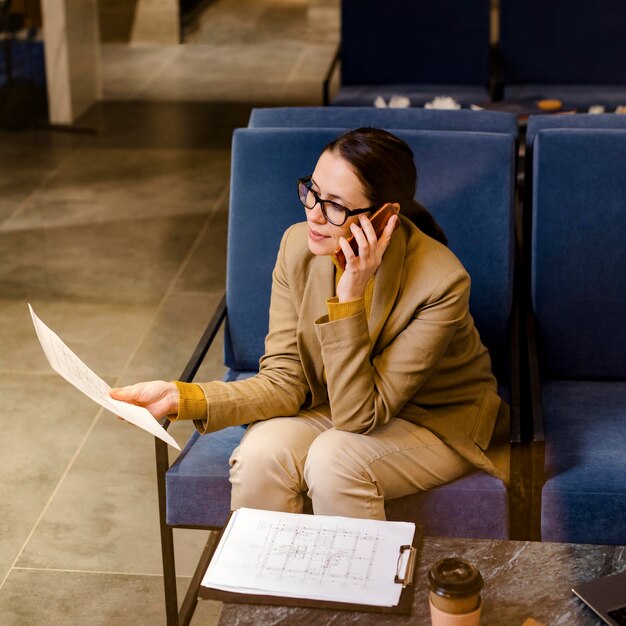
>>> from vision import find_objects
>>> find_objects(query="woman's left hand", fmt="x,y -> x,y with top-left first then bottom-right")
336,211 -> 399,302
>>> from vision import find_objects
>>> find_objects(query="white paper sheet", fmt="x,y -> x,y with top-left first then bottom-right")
28,304 -> 180,450
201,508 -> 416,607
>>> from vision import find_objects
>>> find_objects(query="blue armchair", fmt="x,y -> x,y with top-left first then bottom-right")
326,0 -> 492,107
499,0 -> 626,110
155,126 -> 519,624
528,128 -> 626,543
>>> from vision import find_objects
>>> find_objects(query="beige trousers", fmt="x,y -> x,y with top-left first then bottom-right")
229,406 -> 473,520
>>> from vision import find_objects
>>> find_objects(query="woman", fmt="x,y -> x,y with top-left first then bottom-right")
111,128 -> 508,520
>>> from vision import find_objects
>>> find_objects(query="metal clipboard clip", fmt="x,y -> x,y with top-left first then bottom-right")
394,544 -> 417,587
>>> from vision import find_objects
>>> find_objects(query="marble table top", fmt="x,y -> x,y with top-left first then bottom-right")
213,537 -> 626,626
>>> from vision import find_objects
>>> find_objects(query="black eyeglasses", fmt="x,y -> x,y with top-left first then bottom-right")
297,176 -> 378,226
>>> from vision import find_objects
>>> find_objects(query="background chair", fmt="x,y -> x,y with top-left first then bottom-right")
248,106 -> 518,135
0,0 -> 46,129
521,114 -> 626,263
498,0 -> 626,110
156,126 -> 518,625
527,128 -> 626,544
326,0 -> 492,107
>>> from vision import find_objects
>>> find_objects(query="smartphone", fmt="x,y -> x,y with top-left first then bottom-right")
334,204 -> 399,270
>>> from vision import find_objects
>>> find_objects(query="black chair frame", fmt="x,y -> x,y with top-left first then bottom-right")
155,294 -> 227,626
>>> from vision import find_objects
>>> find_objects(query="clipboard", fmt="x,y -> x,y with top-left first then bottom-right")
198,510 -> 422,616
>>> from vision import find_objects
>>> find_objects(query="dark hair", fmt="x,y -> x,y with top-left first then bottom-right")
324,127 -> 448,246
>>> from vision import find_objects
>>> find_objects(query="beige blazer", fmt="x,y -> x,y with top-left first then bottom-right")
196,217 -> 509,482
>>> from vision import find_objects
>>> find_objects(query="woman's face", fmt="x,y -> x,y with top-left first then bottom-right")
305,150 -> 372,256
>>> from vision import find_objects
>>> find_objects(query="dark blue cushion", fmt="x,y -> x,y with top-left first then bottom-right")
331,85 -> 490,109
166,370 -> 256,527
532,129 -> 626,378
500,0 -> 626,85
168,374 -> 508,533
389,381 -> 509,538
341,0 -> 490,86
540,381 -> 626,544
168,425 -> 507,534
387,472 -> 507,539
249,106 -> 518,135
226,128 -> 514,376
225,128 -> 342,371
166,427 -> 245,527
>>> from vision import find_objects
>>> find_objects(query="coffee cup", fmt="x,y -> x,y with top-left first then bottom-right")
427,557 -> 484,626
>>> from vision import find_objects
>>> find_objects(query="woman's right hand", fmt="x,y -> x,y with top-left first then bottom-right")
110,381 -> 179,420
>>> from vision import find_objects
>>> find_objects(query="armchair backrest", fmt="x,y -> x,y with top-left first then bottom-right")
225,128 -> 515,381
526,114 -> 626,148
531,129 -> 626,379
341,0 -> 490,87
248,107 -> 519,136
523,115 -> 626,248
225,128 -> 339,371
500,0 -> 626,85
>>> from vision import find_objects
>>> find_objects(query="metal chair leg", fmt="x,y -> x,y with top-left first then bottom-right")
156,438 -> 179,626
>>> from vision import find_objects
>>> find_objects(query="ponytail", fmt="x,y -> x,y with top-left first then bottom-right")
402,199 -> 448,246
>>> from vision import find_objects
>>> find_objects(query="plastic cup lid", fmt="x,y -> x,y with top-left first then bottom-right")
427,557 -> 484,598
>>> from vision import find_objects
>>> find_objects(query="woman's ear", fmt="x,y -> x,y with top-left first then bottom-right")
382,202 -> 401,215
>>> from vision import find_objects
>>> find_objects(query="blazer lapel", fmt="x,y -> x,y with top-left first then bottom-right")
298,253 -> 335,396
369,222 -> 407,351
296,224 -> 407,392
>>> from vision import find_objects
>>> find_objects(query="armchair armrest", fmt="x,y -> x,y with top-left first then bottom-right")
525,304 -> 545,540
154,292 -> 227,626
525,306 -> 544,444
323,44 -> 341,105
509,289 -> 522,444
508,281 -> 528,540
179,293 -> 227,382
161,293 -> 227,432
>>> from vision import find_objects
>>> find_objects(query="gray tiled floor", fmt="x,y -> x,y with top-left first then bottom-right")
0,0 -> 338,624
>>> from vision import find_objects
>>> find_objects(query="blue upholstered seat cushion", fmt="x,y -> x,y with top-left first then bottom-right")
168,428 -> 507,536
166,369 -> 255,527
541,381 -> 626,545
332,85 -> 490,109
248,107 -> 518,135
166,426 -> 245,527
167,372 -> 508,535
387,471 -> 507,539
504,85 -> 626,110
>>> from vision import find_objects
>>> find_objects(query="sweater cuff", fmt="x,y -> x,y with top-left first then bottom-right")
326,296 -> 366,321
170,381 -> 207,422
